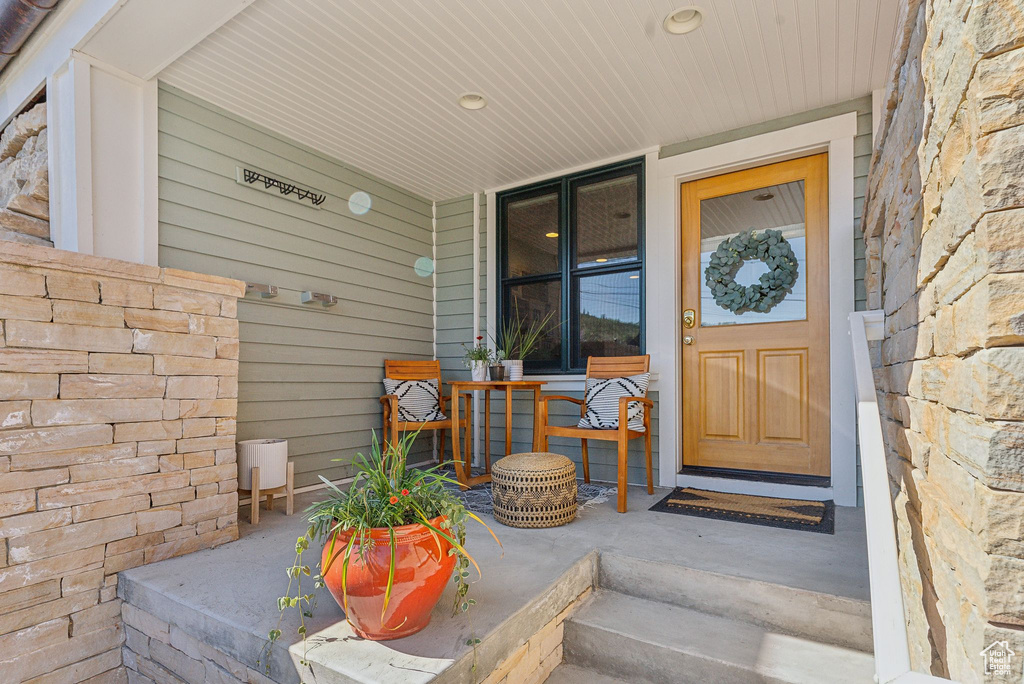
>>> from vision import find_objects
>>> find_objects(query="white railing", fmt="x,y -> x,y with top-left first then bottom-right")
849,311 -> 952,684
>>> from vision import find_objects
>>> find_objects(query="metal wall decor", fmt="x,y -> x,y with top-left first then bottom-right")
235,166 -> 326,208
301,291 -> 338,307
245,282 -> 279,298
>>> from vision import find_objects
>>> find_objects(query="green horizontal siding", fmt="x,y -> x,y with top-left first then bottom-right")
156,84 -> 435,488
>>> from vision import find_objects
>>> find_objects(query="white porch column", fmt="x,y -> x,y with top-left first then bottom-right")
47,54 -> 158,265
0,0 -> 254,266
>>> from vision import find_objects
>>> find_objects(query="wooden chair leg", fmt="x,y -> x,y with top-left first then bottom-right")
438,428 -> 446,464
286,461 -> 294,516
266,490 -> 274,511
580,439 -> 591,483
539,401 -> 550,451
383,416 -> 392,450
250,466 -> 260,526
616,432 -> 629,513
391,418 -> 399,453
645,430 -> 653,494
463,394 -> 472,468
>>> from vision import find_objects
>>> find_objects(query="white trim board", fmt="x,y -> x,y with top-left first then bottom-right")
652,111 -> 860,506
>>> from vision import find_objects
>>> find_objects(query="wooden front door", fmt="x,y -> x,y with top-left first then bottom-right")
681,154 -> 830,477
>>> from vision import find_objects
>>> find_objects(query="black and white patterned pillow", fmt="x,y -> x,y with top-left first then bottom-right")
577,373 -> 651,432
383,378 -> 446,423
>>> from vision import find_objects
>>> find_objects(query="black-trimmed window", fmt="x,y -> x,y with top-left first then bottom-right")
498,158 -> 644,373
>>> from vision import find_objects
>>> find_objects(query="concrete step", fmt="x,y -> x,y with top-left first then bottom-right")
562,590 -> 875,684
544,663 -> 632,684
599,553 -> 873,651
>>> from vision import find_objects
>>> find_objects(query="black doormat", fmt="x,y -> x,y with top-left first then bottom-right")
650,487 -> 834,534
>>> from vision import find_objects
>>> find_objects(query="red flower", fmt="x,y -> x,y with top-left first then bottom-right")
389,495 -> 399,505
476,336 -> 483,341
401,489 -> 410,496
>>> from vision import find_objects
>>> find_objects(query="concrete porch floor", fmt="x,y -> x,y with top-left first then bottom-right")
119,484 -> 869,683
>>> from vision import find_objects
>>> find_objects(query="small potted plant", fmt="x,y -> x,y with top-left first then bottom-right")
494,299 -> 557,381
463,335 -> 492,381
262,433 -> 499,676
488,353 -> 506,381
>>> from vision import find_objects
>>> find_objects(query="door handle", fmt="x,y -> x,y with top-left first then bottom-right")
683,309 -> 695,329
683,335 -> 694,345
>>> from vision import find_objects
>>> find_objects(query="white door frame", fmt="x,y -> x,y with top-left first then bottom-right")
650,112 -> 859,506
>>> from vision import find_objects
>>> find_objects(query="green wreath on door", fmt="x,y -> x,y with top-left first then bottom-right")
704,228 -> 799,314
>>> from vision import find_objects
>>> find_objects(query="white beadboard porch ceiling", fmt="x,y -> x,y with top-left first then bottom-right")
159,0 -> 899,201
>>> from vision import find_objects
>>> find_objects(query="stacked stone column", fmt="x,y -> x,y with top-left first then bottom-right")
0,241 -> 243,682
863,0 -> 1024,679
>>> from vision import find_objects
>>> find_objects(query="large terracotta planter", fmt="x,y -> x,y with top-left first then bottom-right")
320,516 -> 456,640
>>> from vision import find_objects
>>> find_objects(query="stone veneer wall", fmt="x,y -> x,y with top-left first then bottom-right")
0,102 -> 50,246
862,0 -> 1024,680
479,587 -> 591,684
0,241 -> 244,683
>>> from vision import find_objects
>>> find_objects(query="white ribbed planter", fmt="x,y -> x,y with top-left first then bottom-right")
503,359 -> 524,381
237,439 -> 288,489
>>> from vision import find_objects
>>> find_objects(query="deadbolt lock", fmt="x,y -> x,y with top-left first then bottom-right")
683,309 -> 696,329
683,335 -> 694,345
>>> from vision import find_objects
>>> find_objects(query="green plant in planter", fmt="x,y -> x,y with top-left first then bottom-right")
462,335 -> 493,366
258,432 -> 499,680
492,297 -> 559,361
491,317 -> 519,363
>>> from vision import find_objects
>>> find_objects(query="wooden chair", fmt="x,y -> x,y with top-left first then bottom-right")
538,355 -> 652,513
380,360 -> 471,463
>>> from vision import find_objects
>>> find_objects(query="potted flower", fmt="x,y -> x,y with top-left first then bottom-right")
493,299 -> 557,381
463,336 -> 492,381
262,433 -> 499,674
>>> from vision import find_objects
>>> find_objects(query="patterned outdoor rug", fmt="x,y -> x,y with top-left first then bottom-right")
439,468 -> 615,517
649,487 -> 835,534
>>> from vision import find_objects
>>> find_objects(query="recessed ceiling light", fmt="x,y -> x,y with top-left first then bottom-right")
458,93 -> 487,110
663,6 -> 704,35
596,258 -> 608,263
545,232 -> 559,238
629,274 -> 640,279
753,192 -> 775,201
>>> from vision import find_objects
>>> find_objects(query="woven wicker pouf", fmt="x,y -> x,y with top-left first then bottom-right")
491,452 -> 577,528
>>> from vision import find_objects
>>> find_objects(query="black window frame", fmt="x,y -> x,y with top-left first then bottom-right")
497,157 -> 645,374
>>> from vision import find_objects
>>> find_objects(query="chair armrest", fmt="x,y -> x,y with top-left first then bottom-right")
539,394 -> 583,406
619,396 -> 652,431
440,392 -> 473,406
380,394 -> 397,419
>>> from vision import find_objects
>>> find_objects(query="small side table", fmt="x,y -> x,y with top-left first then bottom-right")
448,380 -> 546,489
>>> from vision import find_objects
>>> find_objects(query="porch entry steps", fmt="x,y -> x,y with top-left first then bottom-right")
560,592 -> 874,684
552,554 -> 874,684
545,663 -> 631,684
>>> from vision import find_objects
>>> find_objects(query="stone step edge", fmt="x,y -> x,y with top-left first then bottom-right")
597,551 -> 873,652
432,549 -> 599,684
562,590 -> 874,684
